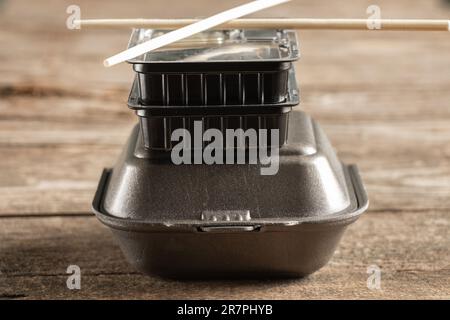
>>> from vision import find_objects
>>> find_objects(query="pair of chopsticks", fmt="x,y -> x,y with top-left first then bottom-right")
87,0 -> 448,67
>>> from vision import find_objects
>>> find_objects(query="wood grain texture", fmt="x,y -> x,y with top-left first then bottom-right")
1,212 -> 449,299
0,0 -> 449,299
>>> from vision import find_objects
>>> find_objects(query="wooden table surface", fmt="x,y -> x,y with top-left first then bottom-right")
1,0 -> 449,299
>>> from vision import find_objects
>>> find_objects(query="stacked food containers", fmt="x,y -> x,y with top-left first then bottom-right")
93,29 -> 368,279
127,29 -> 300,150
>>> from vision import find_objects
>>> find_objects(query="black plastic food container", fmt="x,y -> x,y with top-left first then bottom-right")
137,108 -> 290,150
128,67 -> 299,150
93,111 -> 369,279
127,29 -> 300,106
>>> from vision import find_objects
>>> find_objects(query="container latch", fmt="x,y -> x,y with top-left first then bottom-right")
198,210 -> 258,233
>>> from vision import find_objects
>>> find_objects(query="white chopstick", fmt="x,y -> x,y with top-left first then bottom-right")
103,0 -> 291,67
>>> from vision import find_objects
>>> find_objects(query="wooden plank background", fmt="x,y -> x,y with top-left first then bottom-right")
0,0 -> 449,299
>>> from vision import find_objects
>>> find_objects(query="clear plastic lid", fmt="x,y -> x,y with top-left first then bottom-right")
127,29 -> 299,63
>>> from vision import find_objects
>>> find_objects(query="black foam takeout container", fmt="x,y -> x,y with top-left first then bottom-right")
93,111 -> 368,279
127,29 -> 300,106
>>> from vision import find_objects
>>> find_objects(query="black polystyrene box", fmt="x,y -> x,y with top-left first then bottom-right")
92,111 -> 369,279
